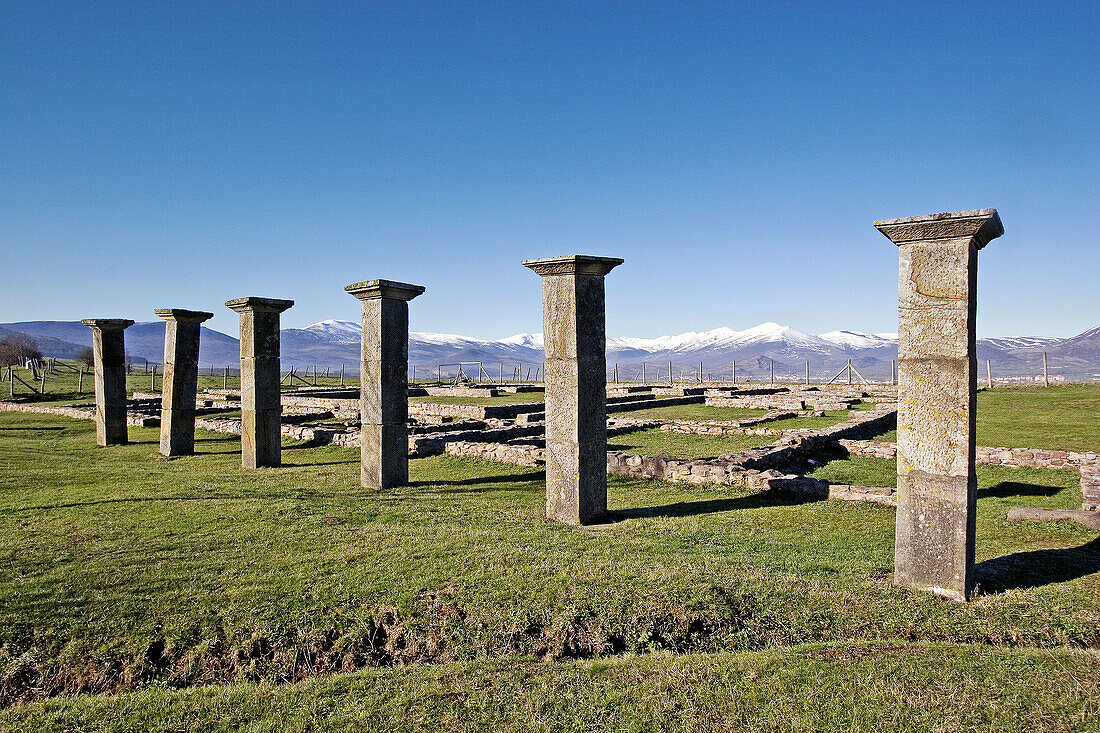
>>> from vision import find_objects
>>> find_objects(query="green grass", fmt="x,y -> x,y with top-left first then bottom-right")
3,644 -> 1098,732
976,385 -> 1099,452
1,409 -> 1098,711
809,455 -> 1084,505
608,428 -> 778,459
869,385 -> 1099,452
2,383 -> 1100,725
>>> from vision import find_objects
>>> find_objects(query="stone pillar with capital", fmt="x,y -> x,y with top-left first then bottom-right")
81,319 -> 135,446
345,279 -> 425,489
155,308 -> 213,457
523,254 -> 623,525
875,209 -> 1003,601
225,297 -> 294,468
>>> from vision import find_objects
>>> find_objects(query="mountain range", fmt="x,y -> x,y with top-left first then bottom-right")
2,320 -> 1098,381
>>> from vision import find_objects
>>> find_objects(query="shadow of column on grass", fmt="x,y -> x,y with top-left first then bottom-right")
975,537 -> 1100,593
407,471 -> 547,492
979,481 -> 1063,499
607,491 -> 821,522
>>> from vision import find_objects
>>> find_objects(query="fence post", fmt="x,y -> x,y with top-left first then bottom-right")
78,369 -> 84,393
806,360 -> 810,385
641,362 -> 646,383
986,359 -> 993,389
1043,351 -> 1049,387
151,364 -> 156,392
668,361 -> 673,386
340,364 -> 345,387
732,361 -> 736,384
769,358 -> 774,385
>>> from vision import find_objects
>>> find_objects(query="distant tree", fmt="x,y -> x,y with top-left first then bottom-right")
77,346 -> 95,368
0,333 -> 43,367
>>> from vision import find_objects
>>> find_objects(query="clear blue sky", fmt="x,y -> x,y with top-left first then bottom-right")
2,1 -> 1097,339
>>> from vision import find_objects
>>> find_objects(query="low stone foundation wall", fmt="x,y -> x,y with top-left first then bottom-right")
421,386 -> 500,397
607,394 -> 704,412
407,401 -> 546,420
839,439 -> 1098,472
0,400 -> 158,427
657,411 -> 807,436
444,441 -> 546,466
705,395 -> 858,411
443,436 -> 898,505
280,395 -> 359,418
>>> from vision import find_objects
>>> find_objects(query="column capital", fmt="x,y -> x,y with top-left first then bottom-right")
225,297 -> 294,314
874,209 -> 1003,250
522,255 -> 624,277
81,318 -> 134,330
345,279 -> 425,301
155,308 -> 214,323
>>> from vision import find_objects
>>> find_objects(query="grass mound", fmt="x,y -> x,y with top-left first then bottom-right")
1,411 -> 1098,709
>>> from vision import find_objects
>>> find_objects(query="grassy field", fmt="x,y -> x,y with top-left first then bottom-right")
608,428 -> 777,459
976,385 -> 1099,452
3,645 -> 1098,732
868,385 -> 1098,452
1,409 -> 1098,726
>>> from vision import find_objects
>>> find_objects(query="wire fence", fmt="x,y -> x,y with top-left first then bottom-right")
1,351 -> 1082,401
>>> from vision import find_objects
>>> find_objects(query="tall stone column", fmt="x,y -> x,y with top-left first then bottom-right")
345,280 -> 425,489
523,255 -> 623,525
875,209 -> 1003,601
155,308 -> 213,457
225,297 -> 294,469
81,319 -> 135,446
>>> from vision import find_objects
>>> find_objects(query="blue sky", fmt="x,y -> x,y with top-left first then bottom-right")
2,1 -> 1097,339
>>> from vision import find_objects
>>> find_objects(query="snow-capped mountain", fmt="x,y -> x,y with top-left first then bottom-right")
297,319 -> 362,343
4,320 -> 1098,379
818,330 -> 898,350
278,320 -> 1099,379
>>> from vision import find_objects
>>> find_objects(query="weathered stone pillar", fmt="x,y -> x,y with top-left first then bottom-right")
345,280 -> 425,489
875,209 -> 1003,601
155,309 -> 213,457
523,255 -> 623,525
225,297 -> 294,468
81,319 -> 135,446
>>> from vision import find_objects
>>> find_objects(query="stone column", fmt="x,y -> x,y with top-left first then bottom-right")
345,280 -> 425,489
155,309 -> 214,457
81,319 -> 135,446
523,255 -> 623,525
875,209 -> 1003,601
225,297 -> 294,469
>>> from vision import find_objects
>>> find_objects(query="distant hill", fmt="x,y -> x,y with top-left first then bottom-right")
0,326 -> 87,359
3,319 -> 1097,380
